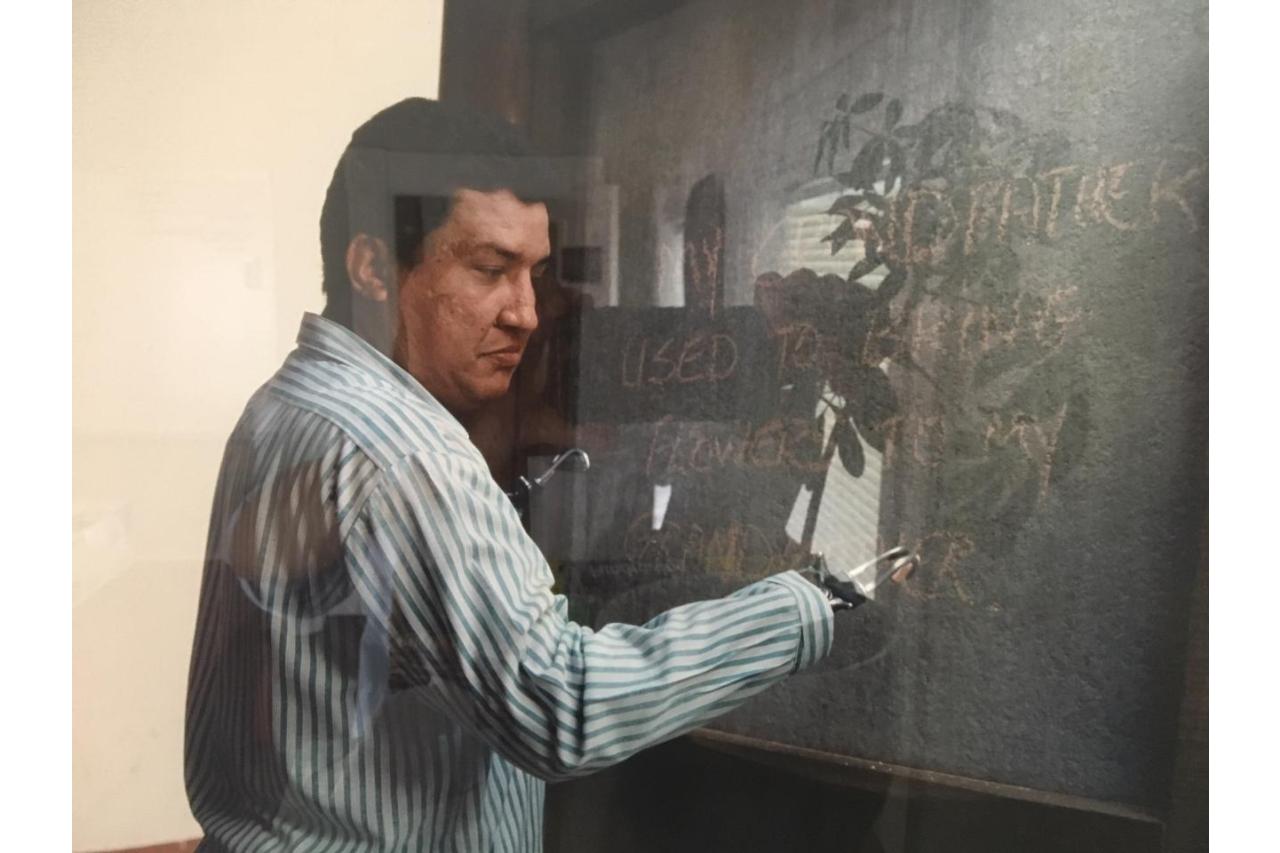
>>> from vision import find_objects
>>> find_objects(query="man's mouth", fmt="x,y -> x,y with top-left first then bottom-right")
483,346 -> 524,367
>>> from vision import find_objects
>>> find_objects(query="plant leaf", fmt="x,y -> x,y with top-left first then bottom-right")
884,98 -> 903,130
846,254 -> 882,285
849,367 -> 896,452
833,417 -> 866,477
875,267 -> 907,303
849,138 -> 886,191
886,141 -> 907,193
915,131 -> 942,174
850,92 -> 884,114
827,194 -> 866,218
822,219 -> 855,255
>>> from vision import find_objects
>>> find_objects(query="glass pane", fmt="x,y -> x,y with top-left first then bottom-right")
73,0 -> 1207,850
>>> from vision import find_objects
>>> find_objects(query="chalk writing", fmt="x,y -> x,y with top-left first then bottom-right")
622,511 -> 806,578
684,176 -> 727,316
620,330 -> 739,388
902,529 -> 977,604
645,415 -> 826,479
774,322 -> 822,379
831,155 -> 1206,276
575,306 -> 775,423
983,405 -> 1070,502
686,224 -> 726,317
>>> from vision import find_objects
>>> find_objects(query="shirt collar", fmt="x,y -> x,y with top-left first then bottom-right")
294,312 -> 444,409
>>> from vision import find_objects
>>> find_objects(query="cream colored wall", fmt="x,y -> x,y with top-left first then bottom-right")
72,2 -> 443,848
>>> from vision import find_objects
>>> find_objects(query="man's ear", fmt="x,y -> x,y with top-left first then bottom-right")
345,233 -> 394,303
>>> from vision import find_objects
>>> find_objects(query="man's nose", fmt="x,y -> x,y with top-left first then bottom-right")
498,272 -> 539,333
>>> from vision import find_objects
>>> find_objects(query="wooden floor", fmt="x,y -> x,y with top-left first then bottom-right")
88,841 -> 199,853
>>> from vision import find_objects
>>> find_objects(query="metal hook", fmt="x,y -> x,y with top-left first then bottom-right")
514,448 -> 592,497
531,448 -> 591,488
846,545 -> 919,593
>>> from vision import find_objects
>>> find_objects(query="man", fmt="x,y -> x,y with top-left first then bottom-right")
184,98 -> 846,852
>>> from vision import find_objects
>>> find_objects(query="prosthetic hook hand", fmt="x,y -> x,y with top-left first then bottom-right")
804,547 -> 918,612
505,448 -> 591,523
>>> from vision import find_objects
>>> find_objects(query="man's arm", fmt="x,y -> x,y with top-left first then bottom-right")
344,448 -> 834,781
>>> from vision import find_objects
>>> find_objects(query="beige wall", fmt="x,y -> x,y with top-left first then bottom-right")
72,1 -> 443,848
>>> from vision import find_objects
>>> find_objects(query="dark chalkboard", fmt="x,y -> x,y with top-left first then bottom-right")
530,0 -> 1207,818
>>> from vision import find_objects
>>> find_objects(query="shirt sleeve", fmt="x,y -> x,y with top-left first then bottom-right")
343,447 -> 834,782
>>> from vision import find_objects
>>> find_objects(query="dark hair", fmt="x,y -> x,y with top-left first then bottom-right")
318,98 -> 531,327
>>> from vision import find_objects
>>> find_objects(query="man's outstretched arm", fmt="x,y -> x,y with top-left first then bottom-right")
344,447 -> 834,781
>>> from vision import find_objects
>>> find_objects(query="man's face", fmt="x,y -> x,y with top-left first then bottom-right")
393,188 -> 550,415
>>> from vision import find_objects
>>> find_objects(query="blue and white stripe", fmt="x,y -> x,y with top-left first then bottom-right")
185,312 -> 834,851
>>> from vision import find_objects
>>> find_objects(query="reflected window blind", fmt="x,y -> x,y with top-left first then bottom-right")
781,190 -> 888,287
779,190 -> 888,575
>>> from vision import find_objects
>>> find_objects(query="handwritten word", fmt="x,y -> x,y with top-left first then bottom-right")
645,415 -> 826,478
903,529 -> 977,604
685,224 -> 725,317
982,405 -> 1070,503
622,512 -> 806,578
842,156 -> 1206,271
773,322 -> 822,380
881,402 -> 1070,498
620,330 -> 738,389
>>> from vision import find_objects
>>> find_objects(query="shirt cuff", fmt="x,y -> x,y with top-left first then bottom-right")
763,570 -> 835,672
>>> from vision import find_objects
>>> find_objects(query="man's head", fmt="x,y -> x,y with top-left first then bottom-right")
319,99 -> 550,416
347,188 -> 549,414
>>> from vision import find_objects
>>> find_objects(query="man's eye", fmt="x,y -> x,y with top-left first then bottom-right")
475,266 -> 504,279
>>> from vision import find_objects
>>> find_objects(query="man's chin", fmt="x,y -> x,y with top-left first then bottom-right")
471,376 -> 515,406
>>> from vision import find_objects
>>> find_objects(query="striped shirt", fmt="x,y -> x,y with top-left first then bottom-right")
184,313 -> 834,852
